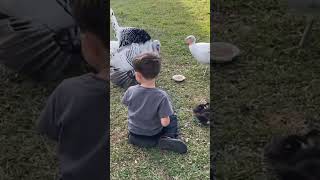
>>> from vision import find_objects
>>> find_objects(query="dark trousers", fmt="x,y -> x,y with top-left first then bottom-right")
159,114 -> 179,138
128,114 -> 179,147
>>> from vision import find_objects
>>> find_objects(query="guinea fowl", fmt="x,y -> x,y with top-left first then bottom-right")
0,0 -> 82,80
185,35 -> 210,75
110,8 -> 161,89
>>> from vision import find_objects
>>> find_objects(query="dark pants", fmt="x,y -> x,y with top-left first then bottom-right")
128,114 -> 179,147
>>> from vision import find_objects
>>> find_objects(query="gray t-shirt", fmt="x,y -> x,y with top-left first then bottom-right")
122,85 -> 174,136
37,73 -> 108,180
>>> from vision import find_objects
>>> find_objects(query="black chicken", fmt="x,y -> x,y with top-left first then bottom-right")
193,103 -> 211,126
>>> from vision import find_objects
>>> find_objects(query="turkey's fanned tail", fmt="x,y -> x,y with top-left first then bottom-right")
110,68 -> 138,89
0,15 -> 82,80
110,8 -> 120,41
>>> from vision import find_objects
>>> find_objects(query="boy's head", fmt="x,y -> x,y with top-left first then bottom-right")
72,0 -> 107,72
133,53 -> 161,83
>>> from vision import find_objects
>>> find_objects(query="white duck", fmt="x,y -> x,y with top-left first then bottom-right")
185,35 -> 210,64
185,35 -> 210,75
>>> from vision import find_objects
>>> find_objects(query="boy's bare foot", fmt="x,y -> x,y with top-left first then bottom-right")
158,137 -> 188,154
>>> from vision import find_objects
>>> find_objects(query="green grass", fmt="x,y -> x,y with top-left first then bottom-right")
0,66 -> 59,180
213,0 -> 320,179
110,0 -> 210,179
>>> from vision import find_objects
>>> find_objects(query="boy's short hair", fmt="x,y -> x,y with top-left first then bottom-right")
72,0 -> 107,47
133,53 -> 161,80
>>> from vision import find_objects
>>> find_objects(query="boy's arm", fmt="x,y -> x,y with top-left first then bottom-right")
37,89 -> 60,141
158,96 -> 174,127
121,89 -> 130,106
161,116 -> 170,127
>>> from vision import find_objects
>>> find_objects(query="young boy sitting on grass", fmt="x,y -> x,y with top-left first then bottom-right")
37,1 -> 108,179
122,53 -> 187,154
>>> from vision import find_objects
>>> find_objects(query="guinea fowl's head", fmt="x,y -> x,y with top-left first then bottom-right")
185,35 -> 196,45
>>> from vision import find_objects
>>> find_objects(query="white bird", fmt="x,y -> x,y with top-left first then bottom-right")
185,35 -> 210,75
185,35 -> 210,64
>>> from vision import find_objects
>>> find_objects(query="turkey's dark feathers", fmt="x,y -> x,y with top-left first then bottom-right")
119,28 -> 151,48
0,15 -> 81,80
110,68 -> 138,89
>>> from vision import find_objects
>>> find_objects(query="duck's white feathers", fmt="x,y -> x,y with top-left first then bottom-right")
189,42 -> 210,64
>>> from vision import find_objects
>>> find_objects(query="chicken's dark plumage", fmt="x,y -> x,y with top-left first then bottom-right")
110,68 -> 137,89
193,103 -> 211,126
118,28 -> 151,48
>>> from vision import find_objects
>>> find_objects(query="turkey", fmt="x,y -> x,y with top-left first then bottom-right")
110,40 -> 161,89
110,8 -> 161,89
185,35 -> 210,75
110,8 -> 152,48
0,0 -> 82,80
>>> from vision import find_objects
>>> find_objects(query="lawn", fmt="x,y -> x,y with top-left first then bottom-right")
0,66 -> 59,179
213,0 -> 320,179
110,0 -> 210,179
0,54 -> 86,179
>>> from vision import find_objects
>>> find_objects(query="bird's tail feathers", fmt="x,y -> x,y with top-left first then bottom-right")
110,8 -> 120,38
110,68 -> 138,89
